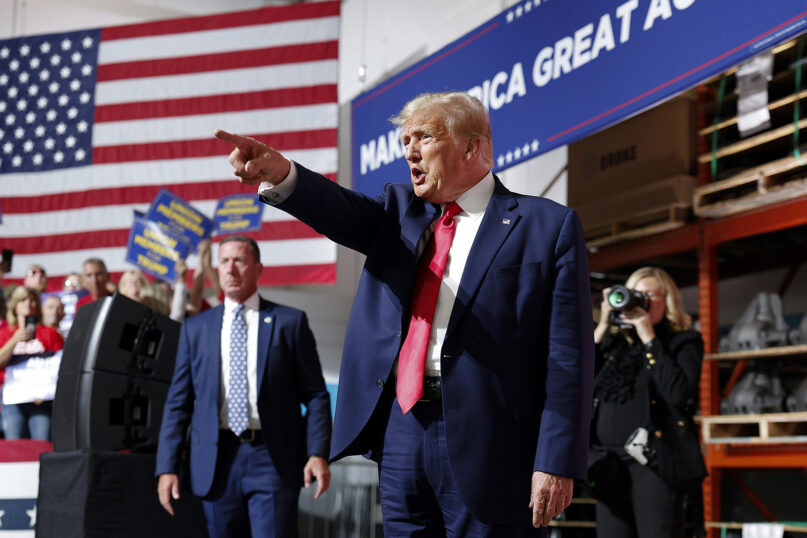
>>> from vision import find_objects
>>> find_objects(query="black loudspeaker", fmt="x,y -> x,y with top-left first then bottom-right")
36,450 -> 207,538
53,294 -> 180,452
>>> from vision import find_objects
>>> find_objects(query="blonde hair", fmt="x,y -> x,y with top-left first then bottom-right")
625,266 -> 692,332
391,91 -> 494,167
118,269 -> 149,301
6,286 -> 41,326
141,282 -> 171,316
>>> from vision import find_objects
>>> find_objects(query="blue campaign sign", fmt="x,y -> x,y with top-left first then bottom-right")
213,194 -> 265,235
126,216 -> 193,283
352,0 -> 807,195
145,189 -> 215,247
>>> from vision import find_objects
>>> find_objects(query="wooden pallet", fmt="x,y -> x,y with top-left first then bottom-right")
705,344 -> 807,362
694,154 -> 807,218
706,522 -> 807,534
585,205 -> 689,248
698,412 -> 807,444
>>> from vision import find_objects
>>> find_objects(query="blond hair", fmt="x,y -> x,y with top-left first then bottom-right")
391,91 -> 494,167
6,286 -> 42,326
118,269 -> 149,301
625,266 -> 692,332
141,282 -> 171,316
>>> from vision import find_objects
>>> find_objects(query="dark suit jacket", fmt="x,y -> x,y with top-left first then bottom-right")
266,165 -> 594,524
155,297 -> 332,495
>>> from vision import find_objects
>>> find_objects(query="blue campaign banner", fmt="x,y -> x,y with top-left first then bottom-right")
126,216 -> 193,283
213,194 -> 265,235
145,189 -> 215,247
352,0 -> 807,195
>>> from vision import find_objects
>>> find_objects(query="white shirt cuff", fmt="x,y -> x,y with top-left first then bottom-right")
257,160 -> 298,204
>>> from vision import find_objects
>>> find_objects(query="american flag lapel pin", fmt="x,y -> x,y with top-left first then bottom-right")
502,218 -> 511,225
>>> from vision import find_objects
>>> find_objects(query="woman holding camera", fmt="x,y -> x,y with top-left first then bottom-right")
0,286 -> 64,440
591,267 -> 706,537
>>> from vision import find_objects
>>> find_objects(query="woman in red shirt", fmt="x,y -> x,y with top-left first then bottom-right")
0,286 -> 64,440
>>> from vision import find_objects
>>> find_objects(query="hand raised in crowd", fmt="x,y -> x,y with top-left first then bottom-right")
530,471 -> 573,528
214,130 -> 291,186
197,239 -> 212,270
175,258 -> 188,283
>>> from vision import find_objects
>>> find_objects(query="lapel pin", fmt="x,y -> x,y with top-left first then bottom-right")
263,316 -> 273,324
502,218 -> 511,225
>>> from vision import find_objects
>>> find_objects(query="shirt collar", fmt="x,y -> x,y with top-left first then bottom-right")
224,291 -> 260,314
451,171 -> 494,218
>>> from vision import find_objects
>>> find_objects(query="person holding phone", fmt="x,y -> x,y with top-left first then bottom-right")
0,286 -> 64,440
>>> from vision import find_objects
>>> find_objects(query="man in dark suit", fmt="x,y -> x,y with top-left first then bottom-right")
155,236 -> 332,537
215,91 -> 594,536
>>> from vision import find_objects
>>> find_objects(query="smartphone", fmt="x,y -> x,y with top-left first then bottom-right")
1,248 -> 11,271
25,314 -> 37,333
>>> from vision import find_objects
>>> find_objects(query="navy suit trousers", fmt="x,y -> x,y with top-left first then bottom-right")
377,398 -> 545,538
202,430 -> 298,538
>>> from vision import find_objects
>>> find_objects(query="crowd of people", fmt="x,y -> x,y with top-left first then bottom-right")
0,239 -> 222,442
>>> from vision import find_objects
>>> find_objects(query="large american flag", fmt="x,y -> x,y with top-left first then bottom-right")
0,2 -> 339,290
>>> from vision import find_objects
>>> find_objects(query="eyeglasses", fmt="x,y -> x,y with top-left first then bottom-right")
27,269 -> 46,277
64,279 -> 80,288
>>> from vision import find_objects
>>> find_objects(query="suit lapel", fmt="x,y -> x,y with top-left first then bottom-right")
446,178 -> 520,337
257,297 -> 275,390
209,305 -> 224,407
401,196 -> 440,257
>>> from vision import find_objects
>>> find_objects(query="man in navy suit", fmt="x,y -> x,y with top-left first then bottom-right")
216,91 -> 594,536
155,236 -> 332,537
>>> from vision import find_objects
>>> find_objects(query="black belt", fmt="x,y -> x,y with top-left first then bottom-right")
420,376 -> 442,402
221,428 -> 263,443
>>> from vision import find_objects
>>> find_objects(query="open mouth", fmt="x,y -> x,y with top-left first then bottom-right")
411,168 -> 425,183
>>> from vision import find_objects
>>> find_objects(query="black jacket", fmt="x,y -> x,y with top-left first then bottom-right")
592,322 -> 707,486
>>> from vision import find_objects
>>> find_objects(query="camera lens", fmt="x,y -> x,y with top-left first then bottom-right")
608,289 -> 626,308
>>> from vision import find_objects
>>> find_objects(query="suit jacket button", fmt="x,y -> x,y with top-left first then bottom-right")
376,378 -> 384,388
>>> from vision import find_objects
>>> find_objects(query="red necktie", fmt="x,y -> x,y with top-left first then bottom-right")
397,202 -> 462,414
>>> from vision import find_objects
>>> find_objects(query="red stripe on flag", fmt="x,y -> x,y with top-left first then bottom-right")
1,172 -> 338,214
94,85 -> 338,122
1,221 -> 324,254
257,263 -> 335,286
97,41 -> 338,82
91,129 -> 338,164
101,2 -> 340,41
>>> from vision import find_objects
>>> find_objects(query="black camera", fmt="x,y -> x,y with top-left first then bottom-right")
607,285 -> 651,328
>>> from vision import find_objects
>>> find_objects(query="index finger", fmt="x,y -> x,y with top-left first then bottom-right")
314,477 -> 325,499
214,129 -> 252,150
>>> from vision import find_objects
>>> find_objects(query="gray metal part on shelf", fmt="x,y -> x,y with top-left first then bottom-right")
798,312 -> 807,345
720,361 -> 788,414
785,376 -> 807,412
722,292 -> 793,352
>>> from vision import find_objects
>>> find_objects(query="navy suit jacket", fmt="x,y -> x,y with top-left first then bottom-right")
155,297 -> 332,496
267,165 -> 594,524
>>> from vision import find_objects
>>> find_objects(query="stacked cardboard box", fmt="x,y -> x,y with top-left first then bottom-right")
568,95 -> 698,241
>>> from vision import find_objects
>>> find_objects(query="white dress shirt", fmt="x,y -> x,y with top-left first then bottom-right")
258,164 -> 495,376
424,172 -> 494,375
219,292 -> 262,430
